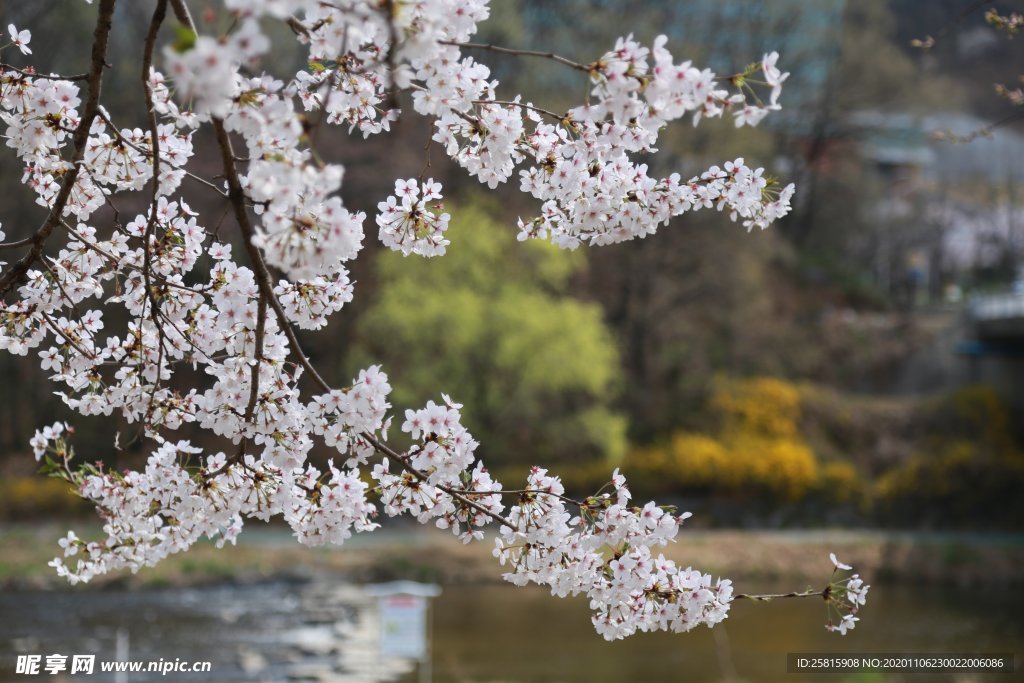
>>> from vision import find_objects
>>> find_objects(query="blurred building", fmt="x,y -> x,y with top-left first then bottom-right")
852,110 -> 1024,281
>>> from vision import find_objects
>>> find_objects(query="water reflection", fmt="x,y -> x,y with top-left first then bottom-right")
0,580 -> 1019,682
430,584 -> 1023,682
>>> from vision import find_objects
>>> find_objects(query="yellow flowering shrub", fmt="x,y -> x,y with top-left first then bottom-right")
0,476 -> 88,519
622,377 -> 824,500
712,376 -> 801,438
615,380 -> 1019,523
816,461 -> 864,503
666,433 -> 730,488
736,435 -> 818,500
874,387 -> 1024,525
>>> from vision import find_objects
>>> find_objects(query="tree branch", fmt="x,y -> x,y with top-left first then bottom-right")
0,0 -> 117,296
139,0 -> 170,432
446,40 -> 592,73
0,64 -> 89,81
168,0 -> 195,28
733,589 -> 825,601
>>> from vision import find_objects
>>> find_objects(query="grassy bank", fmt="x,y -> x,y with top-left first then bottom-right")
2,522 -> 1022,591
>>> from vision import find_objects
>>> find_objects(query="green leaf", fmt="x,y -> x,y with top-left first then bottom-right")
171,25 -> 197,54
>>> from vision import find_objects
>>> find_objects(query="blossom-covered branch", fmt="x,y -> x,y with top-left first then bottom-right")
0,0 -> 866,641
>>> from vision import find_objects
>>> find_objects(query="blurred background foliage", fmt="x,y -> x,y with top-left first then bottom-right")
349,199 -> 627,470
1,0 -> 1024,529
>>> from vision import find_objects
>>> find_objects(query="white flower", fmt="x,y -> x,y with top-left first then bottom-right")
8,24 -> 31,55
846,574 -> 870,607
830,552 -> 853,571
734,104 -> 777,128
58,531 -> 80,557
827,614 -> 859,635
376,179 -> 451,257
761,51 -> 789,105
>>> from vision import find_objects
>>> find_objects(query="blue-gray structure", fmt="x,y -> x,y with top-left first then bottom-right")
852,111 -> 1024,185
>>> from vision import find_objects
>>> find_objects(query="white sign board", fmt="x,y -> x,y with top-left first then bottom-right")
368,582 -> 441,663
378,593 -> 429,660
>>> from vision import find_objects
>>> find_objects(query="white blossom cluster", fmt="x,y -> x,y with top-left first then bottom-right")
494,468 -> 734,640
373,395 -> 502,542
825,553 -> 871,635
369,404 -> 735,640
0,2 -> 863,640
376,178 -> 451,256
1,69 -> 191,219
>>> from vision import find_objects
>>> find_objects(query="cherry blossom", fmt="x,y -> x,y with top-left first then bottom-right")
0,0 -> 864,641
762,51 -> 789,105
7,24 -> 31,55
376,178 -> 451,256
830,552 -> 853,570
823,555 -> 870,635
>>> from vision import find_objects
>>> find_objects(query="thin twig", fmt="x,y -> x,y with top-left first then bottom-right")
733,589 -> 824,601
139,0 -> 170,432
475,98 -> 562,120
447,40 -> 591,73
0,236 -> 37,250
39,310 -> 96,361
0,63 -> 88,81
363,432 -> 514,527
168,0 -> 194,27
931,107 -> 1024,144
449,487 -> 582,508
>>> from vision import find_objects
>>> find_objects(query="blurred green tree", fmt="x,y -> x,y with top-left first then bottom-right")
350,199 -> 626,469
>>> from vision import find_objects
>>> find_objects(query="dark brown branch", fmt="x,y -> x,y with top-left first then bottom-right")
208,113 -> 549,530
733,589 -> 825,601
0,236 -> 37,250
931,108 -> 1024,144
235,293 -> 268,461
182,170 -> 228,197
449,487 -> 582,508
0,0 -> 117,296
95,109 -> 150,155
381,0 -> 400,111
39,310 -> 96,361
474,99 -> 562,120
139,0 -> 170,432
207,116 -> 320,480
0,63 -> 88,81
285,15 -> 330,38
168,0 -> 195,28
445,41 -> 591,73
209,118 -> 334,392
362,432 -> 513,527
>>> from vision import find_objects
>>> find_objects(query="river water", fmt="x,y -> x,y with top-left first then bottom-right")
0,579 -> 1020,682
